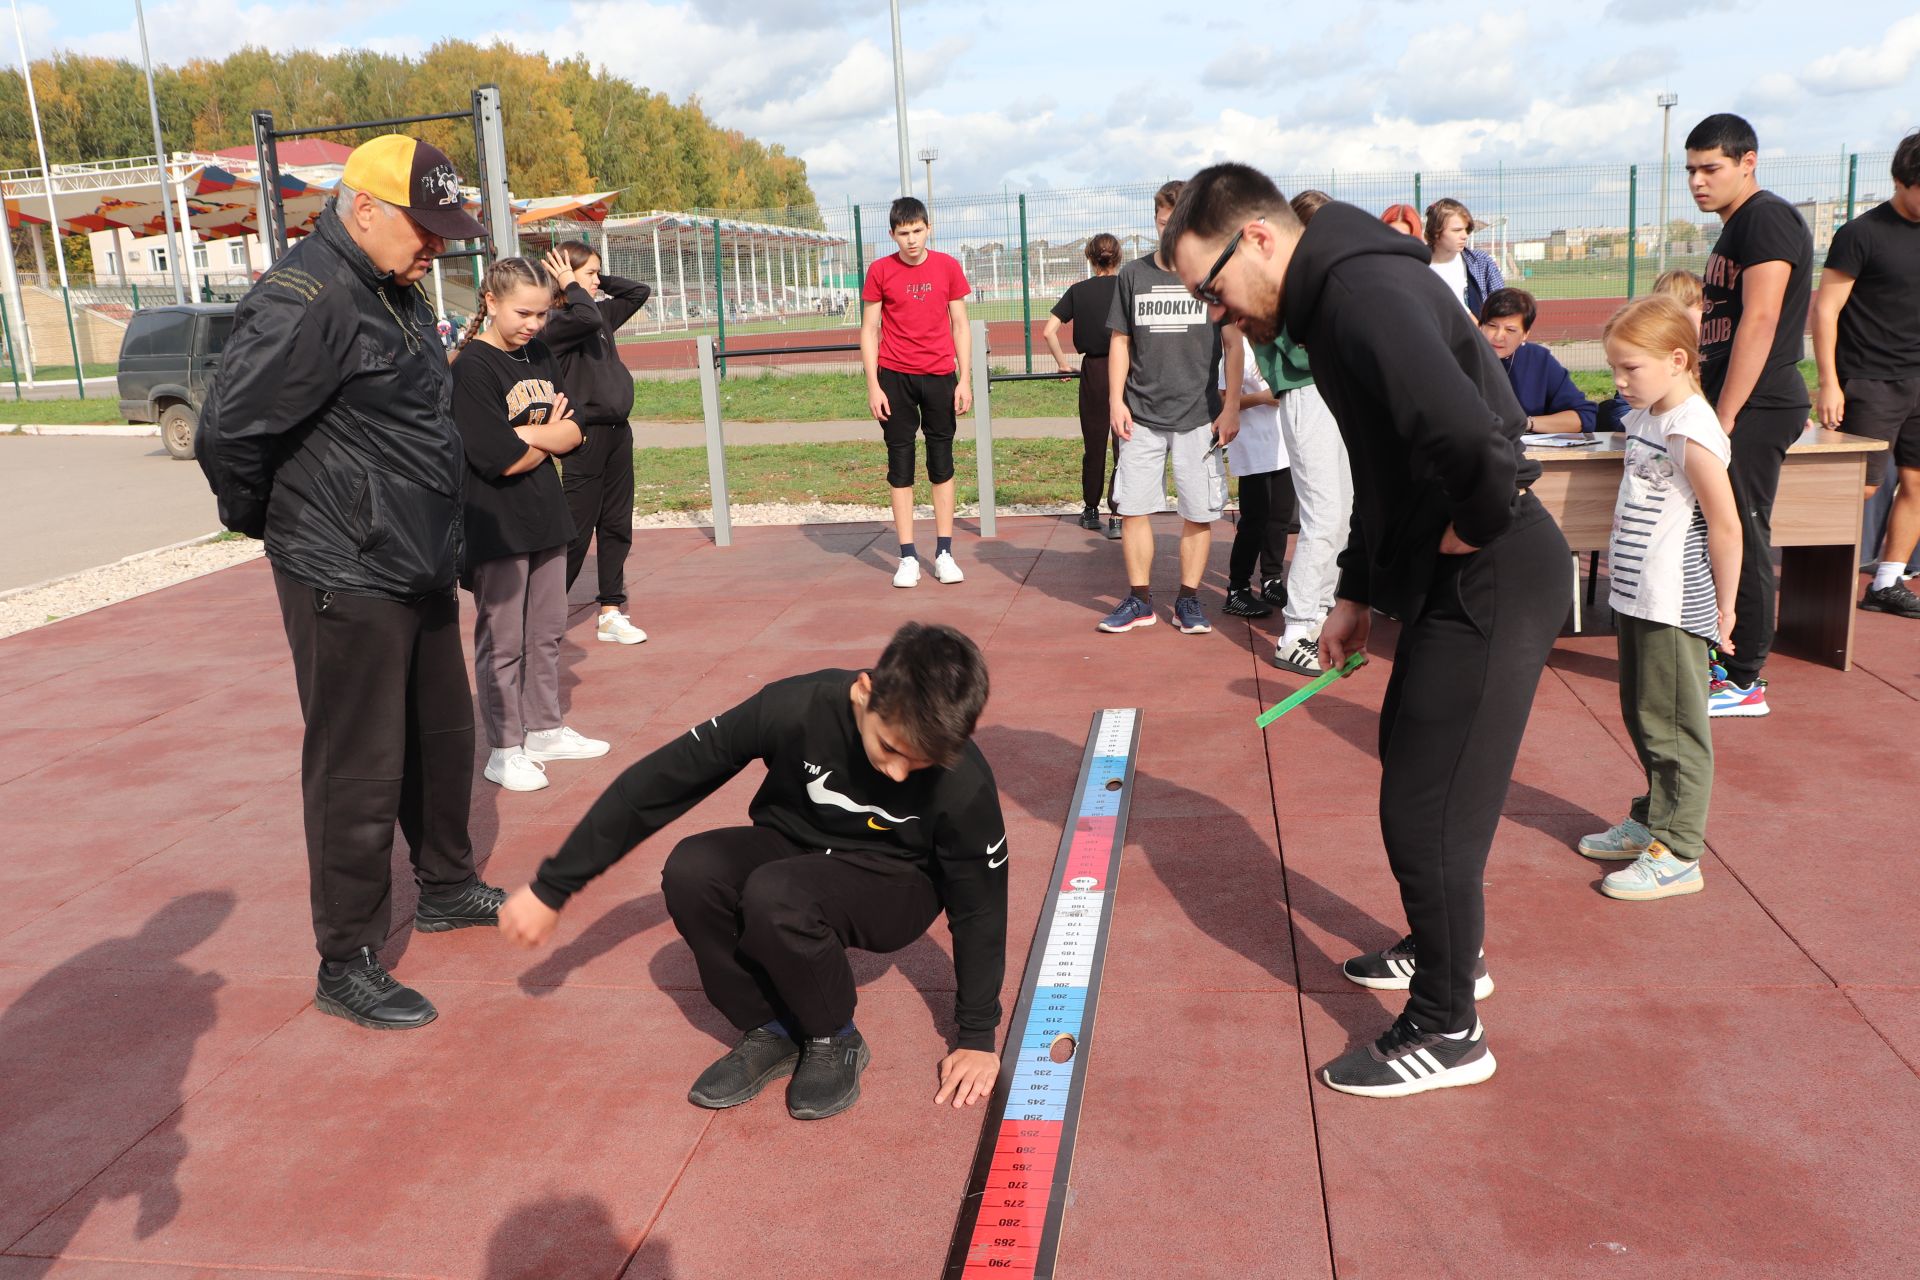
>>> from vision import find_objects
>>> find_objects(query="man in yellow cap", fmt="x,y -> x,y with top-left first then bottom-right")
198,135 -> 500,1030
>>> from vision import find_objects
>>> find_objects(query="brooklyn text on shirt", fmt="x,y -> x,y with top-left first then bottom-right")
1135,288 -> 1207,334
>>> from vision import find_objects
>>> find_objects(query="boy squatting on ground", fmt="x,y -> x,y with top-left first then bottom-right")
497,622 -> 1007,1121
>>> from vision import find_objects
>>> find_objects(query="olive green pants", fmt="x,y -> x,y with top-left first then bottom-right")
1617,615 -> 1714,860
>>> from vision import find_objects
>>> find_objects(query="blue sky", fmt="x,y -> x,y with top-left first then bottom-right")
8,0 -> 1919,204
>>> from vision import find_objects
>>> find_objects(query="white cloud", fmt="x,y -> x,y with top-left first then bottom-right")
1578,47 -> 1678,94
1390,14 -> 1531,122
62,0 -> 389,63
1203,46 -> 1277,91
1601,0 -> 1736,22
1801,14 -> 1920,95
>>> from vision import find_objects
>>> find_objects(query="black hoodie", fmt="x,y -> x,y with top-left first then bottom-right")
1281,201 -> 1539,621
542,277 -> 652,425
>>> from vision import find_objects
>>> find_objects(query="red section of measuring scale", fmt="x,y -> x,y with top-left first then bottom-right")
959,1119 -> 1067,1275
1059,816 -> 1115,892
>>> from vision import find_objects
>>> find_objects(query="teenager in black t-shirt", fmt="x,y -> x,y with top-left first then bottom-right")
497,622 -> 1008,1122
1686,113 -> 1814,718
1813,131 -> 1920,619
452,258 -> 610,793
1045,233 -> 1125,533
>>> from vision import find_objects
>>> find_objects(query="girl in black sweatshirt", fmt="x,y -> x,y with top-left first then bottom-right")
541,243 -> 653,645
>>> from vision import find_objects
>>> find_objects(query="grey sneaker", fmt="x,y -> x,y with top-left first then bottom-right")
688,1027 -> 801,1109
1601,840 -> 1705,901
1577,817 -> 1655,861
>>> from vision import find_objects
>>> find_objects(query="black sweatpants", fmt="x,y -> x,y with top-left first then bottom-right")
274,571 -> 478,961
563,420 -> 635,609
1720,405 -> 1808,688
1077,354 -> 1118,513
1229,467 -> 1299,589
660,826 -> 942,1038
1377,500 -> 1570,1033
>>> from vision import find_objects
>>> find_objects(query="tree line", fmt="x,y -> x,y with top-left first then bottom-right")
3,40 -> 820,275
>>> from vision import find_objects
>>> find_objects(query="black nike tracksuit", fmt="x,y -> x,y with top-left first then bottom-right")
1283,203 -> 1572,1035
534,670 -> 1008,1050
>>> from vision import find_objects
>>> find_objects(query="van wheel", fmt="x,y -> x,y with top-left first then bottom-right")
160,403 -> 197,460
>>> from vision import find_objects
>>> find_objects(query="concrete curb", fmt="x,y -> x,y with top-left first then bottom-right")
0,529 -> 230,602
5,423 -> 158,437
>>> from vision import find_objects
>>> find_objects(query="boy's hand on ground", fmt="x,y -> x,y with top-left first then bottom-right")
935,1048 -> 999,1108
498,885 -> 560,948
869,385 -> 892,422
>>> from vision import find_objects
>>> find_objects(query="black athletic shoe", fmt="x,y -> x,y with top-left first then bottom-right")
1260,575 -> 1289,609
1860,581 -> 1920,619
787,1028 -> 870,1120
315,948 -> 437,1030
688,1027 -> 801,1109
1104,517 -> 1123,541
1321,1014 -> 1496,1097
413,881 -> 506,932
1222,587 -> 1273,618
1078,507 -> 1102,531
1341,934 -> 1494,1000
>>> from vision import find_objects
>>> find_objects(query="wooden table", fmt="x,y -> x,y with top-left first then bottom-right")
1527,427 -> 1888,671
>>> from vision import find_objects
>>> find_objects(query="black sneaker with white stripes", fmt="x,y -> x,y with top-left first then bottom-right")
1320,1014 -> 1496,1098
1341,934 -> 1494,1000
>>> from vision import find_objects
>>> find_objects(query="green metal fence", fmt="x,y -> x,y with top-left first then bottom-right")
1,149 -> 1901,398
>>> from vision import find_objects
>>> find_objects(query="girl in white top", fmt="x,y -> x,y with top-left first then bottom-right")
1580,295 -> 1741,903
1219,334 -> 1293,618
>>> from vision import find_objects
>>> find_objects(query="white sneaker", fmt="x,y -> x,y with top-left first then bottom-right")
893,557 -> 921,588
596,611 -> 648,644
523,726 -> 610,762
932,550 -> 964,584
484,749 -> 549,792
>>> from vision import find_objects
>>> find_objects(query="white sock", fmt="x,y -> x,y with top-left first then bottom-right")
1278,623 -> 1313,650
1439,1027 -> 1472,1040
1873,561 -> 1904,591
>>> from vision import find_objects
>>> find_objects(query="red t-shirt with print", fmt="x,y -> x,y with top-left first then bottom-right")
862,250 -> 971,376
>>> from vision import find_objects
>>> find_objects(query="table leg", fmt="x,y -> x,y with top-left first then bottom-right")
1775,544 -> 1858,672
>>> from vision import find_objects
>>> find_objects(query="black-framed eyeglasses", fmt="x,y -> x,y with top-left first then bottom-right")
1193,218 -> 1262,307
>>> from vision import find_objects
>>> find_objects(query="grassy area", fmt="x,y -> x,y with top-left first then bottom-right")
630,370 -> 1079,422
0,362 -> 119,385
0,396 -> 127,424
632,437 -> 1098,511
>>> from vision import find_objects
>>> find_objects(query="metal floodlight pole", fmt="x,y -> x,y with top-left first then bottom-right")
133,0 -> 185,303
1657,91 -> 1678,274
918,146 -> 939,210
888,0 -> 912,197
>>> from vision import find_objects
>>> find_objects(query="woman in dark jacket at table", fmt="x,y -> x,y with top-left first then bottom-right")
542,242 -> 653,645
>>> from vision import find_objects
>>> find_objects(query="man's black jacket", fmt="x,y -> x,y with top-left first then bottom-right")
197,206 -> 466,600
1282,201 -> 1539,621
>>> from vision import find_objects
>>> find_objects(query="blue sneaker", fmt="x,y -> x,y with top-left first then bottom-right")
1097,595 -> 1156,633
1600,840 -> 1704,901
1707,679 -> 1769,718
1173,595 -> 1211,634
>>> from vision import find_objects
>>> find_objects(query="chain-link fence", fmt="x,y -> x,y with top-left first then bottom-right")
1,150 -> 1897,399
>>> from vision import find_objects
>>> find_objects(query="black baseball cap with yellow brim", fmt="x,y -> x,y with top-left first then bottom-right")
340,135 -> 489,242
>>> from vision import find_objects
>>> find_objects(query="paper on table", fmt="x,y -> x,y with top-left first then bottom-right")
1521,433 -> 1602,447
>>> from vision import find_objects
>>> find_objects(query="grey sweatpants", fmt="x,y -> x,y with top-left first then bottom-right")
1275,384 -> 1353,631
470,545 -> 568,750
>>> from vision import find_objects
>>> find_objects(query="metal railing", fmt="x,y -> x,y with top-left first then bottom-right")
694,321 -> 1009,546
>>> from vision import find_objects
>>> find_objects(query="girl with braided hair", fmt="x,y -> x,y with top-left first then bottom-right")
452,256 -> 609,793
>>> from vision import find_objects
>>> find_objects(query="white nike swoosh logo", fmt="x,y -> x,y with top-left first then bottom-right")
805,771 -> 917,825
987,835 -> 1008,868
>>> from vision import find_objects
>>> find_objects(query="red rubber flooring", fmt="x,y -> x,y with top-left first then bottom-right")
2,515 -> 1917,1278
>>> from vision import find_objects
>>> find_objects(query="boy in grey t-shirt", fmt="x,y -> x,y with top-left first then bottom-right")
1098,180 -> 1233,636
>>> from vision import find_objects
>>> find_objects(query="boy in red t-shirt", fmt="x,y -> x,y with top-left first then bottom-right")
861,197 -> 973,588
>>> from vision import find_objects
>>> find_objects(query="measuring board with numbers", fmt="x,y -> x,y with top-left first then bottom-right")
943,707 -> 1140,1279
